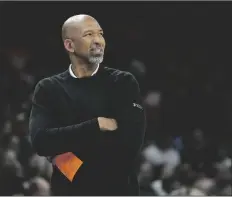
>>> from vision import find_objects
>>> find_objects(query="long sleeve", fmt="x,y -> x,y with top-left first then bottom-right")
114,73 -> 146,162
112,73 -> 146,195
29,80 -> 101,157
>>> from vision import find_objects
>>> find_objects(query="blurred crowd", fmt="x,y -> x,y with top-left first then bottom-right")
0,50 -> 52,195
1,2 -> 232,196
138,129 -> 231,195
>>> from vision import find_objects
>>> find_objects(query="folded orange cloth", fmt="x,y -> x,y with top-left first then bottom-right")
53,152 -> 83,182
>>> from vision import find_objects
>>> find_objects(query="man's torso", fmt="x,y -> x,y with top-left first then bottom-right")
41,66 -> 138,195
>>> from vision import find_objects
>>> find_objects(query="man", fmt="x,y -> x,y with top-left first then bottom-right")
29,14 -> 146,195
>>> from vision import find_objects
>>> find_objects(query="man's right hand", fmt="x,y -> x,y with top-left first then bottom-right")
97,117 -> 118,131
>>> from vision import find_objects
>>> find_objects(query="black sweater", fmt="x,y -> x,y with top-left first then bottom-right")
29,66 -> 146,195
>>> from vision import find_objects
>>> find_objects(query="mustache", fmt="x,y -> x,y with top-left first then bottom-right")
89,46 -> 104,52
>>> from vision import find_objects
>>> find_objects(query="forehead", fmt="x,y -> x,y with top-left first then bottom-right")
76,19 -> 102,34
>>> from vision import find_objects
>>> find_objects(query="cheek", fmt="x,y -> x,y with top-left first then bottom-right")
82,39 -> 93,50
102,38 -> 106,48
75,40 -> 89,53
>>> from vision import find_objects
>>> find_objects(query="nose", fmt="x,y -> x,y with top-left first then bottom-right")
92,34 -> 104,46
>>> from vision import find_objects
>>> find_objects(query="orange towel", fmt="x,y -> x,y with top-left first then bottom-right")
53,152 -> 83,182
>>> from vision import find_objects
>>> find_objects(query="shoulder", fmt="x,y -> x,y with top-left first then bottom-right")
34,70 -> 67,91
32,71 -> 68,104
103,66 -> 137,84
32,71 -> 67,103
103,67 -> 141,95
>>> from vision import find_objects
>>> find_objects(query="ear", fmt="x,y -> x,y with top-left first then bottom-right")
64,39 -> 75,53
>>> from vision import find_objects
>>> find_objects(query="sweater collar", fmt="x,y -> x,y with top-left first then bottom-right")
69,64 -> 100,78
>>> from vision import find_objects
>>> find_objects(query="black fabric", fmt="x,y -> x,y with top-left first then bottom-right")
29,65 -> 146,195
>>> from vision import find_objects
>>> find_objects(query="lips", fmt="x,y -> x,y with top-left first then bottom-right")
91,48 -> 103,52
90,48 -> 104,55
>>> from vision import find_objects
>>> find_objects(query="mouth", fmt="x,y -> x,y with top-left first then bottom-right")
90,47 -> 104,53
90,48 -> 104,57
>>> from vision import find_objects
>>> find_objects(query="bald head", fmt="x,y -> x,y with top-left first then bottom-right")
61,14 -> 106,65
62,14 -> 99,41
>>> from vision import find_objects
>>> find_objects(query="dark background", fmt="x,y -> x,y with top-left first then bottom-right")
0,1 -> 231,195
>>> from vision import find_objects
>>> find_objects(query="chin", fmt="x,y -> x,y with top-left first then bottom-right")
88,56 -> 104,65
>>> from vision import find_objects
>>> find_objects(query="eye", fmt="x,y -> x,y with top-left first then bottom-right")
84,32 -> 92,37
99,32 -> 104,36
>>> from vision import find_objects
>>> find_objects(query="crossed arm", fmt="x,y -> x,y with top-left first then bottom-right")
29,73 -> 145,161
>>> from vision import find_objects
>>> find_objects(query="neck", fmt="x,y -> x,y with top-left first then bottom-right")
70,56 -> 98,78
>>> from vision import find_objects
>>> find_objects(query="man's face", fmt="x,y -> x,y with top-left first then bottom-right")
65,18 -> 106,65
